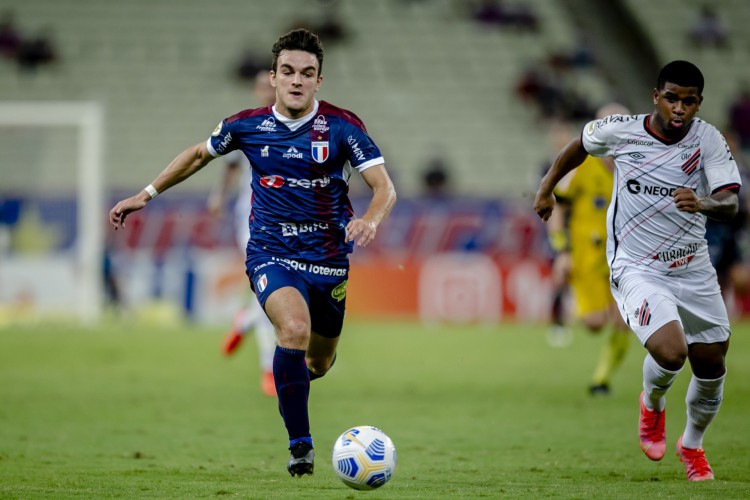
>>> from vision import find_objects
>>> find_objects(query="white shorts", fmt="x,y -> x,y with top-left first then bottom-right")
610,267 -> 731,346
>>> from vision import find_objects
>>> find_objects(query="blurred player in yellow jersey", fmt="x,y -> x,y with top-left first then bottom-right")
547,103 -> 631,396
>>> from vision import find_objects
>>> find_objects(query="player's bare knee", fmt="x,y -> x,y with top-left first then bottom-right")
688,343 -> 728,379
653,348 -> 687,371
276,318 -> 310,347
306,356 -> 332,377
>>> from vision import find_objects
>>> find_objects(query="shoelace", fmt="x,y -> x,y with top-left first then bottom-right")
641,408 -> 664,439
682,448 -> 712,478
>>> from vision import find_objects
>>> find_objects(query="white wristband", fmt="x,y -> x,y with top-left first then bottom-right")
144,184 -> 159,199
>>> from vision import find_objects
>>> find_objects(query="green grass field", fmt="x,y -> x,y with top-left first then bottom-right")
1,319 -> 749,499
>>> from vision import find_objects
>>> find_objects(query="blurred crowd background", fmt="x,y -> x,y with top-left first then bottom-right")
1,0 -> 749,326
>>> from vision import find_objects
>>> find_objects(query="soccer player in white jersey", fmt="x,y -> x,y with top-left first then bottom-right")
207,70 -> 277,397
109,29 -> 397,477
534,60 -> 741,481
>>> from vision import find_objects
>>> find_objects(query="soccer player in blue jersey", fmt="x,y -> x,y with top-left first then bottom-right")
109,29 -> 397,477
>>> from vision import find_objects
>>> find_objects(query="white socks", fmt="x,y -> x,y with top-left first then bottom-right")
682,373 -> 725,449
642,353 -> 681,412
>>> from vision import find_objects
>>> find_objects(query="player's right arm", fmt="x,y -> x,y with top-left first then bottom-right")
534,136 -> 588,222
109,141 -> 215,230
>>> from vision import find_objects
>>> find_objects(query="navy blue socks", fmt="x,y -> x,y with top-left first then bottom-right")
273,346 -> 312,446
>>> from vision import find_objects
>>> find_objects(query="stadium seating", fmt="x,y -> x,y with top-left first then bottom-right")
622,0 -> 747,128
1,0 -> 613,197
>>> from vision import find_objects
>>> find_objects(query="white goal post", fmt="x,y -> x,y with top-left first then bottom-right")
0,102 -> 105,324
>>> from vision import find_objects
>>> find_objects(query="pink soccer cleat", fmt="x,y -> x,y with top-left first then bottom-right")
639,391 -> 666,461
676,436 -> 714,481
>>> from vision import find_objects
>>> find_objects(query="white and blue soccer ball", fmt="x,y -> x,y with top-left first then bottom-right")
331,425 -> 397,490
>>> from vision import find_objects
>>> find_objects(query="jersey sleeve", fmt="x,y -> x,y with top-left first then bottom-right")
581,117 -> 616,158
703,126 -> 742,193
343,122 -> 384,172
206,119 -> 238,157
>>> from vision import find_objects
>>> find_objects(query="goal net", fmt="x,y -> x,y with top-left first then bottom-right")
0,102 -> 104,325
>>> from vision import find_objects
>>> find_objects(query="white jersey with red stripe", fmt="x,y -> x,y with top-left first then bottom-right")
581,113 -> 741,281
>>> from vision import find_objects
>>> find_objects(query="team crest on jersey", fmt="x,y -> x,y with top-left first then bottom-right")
312,141 -> 329,163
256,274 -> 268,293
211,122 -> 223,137
681,149 -> 701,174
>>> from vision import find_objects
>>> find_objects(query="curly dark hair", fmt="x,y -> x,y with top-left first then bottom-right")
271,29 -> 324,75
657,60 -> 704,95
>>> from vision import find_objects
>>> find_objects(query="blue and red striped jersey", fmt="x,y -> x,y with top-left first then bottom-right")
207,100 -> 384,264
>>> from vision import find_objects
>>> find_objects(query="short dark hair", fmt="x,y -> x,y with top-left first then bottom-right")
657,60 -> 704,95
271,29 -> 324,75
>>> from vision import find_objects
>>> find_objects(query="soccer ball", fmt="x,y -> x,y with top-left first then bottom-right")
331,426 -> 397,490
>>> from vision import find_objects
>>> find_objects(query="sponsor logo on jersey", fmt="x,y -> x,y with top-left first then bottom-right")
312,141 -> 329,163
280,222 -> 330,237
214,132 -> 233,154
261,145 -> 269,157
256,274 -> 267,293
586,121 -> 596,135
347,135 -> 365,162
270,257 -> 347,277
256,116 -> 276,132
625,179 -> 677,197
283,146 -> 303,159
211,122 -> 223,137
260,175 -> 285,188
652,242 -> 699,268
260,175 -> 331,189
634,299 -> 651,327
313,115 -> 329,133
331,280 -> 348,301
627,139 -> 654,146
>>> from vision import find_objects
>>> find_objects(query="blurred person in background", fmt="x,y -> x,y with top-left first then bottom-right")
16,26 -> 57,73
688,4 -> 728,49
705,130 -> 750,317
535,61 -> 740,481
109,29 -> 396,478
207,69 -> 277,397
0,10 -> 22,60
728,88 -> 750,152
545,104 -> 632,396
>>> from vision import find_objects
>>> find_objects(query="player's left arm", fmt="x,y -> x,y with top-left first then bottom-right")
346,164 -> 397,247
673,187 -> 738,220
674,127 -> 741,220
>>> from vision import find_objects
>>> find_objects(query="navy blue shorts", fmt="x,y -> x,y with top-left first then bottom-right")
246,254 -> 349,338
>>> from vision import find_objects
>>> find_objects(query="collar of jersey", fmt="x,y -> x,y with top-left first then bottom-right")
272,100 -> 319,132
643,114 -> 693,145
